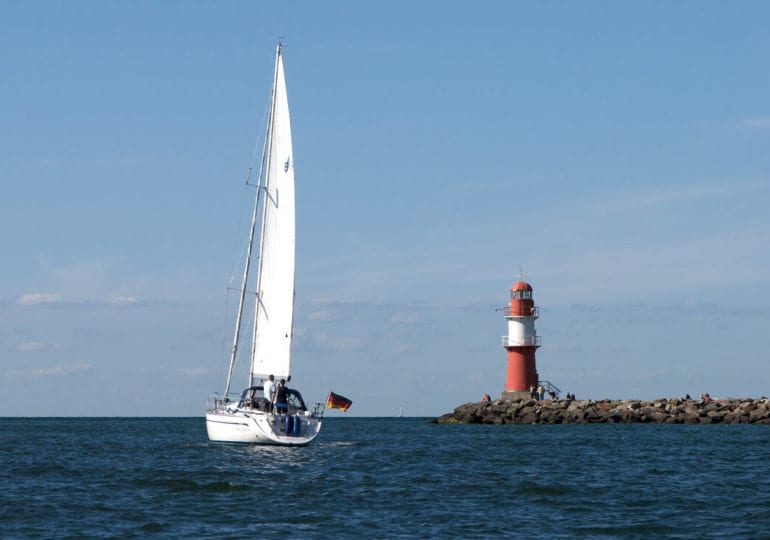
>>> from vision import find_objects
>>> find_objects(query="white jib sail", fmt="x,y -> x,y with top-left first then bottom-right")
251,48 -> 295,382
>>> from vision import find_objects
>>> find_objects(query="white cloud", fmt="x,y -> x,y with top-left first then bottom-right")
575,180 -> 756,218
26,156 -> 154,168
8,362 -> 92,378
389,313 -> 425,324
18,293 -> 63,306
308,309 -> 340,322
176,367 -> 213,377
314,333 -> 365,352
14,292 -> 159,310
737,116 -> 770,130
16,341 -> 45,352
109,296 -> 140,306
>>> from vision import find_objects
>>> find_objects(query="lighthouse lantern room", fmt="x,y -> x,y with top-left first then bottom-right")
501,281 -> 541,400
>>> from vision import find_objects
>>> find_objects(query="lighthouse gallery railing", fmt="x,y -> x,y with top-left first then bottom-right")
501,335 -> 541,347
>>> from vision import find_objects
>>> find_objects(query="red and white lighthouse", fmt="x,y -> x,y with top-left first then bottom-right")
501,281 -> 541,400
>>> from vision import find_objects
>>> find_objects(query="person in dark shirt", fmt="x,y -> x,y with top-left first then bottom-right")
274,378 -> 289,414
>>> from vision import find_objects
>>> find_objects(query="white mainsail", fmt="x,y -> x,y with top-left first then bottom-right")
250,48 -> 295,382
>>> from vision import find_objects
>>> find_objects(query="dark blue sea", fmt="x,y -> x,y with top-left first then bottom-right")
2,418 -> 769,538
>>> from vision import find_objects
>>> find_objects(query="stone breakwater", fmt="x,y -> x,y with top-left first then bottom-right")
432,398 -> 770,424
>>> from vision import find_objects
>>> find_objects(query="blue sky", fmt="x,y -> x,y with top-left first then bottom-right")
2,1 -> 769,416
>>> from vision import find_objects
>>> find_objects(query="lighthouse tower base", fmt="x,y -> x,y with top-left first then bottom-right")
501,390 -> 532,401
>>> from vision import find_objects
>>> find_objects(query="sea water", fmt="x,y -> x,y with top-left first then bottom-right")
1,417 -> 769,538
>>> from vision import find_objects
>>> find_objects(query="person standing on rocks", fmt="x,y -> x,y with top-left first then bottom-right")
537,384 -> 544,401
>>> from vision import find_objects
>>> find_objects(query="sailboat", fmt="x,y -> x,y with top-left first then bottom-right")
205,44 -> 323,445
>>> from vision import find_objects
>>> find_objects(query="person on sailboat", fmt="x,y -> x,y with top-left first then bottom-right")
274,378 -> 289,414
264,374 -> 276,412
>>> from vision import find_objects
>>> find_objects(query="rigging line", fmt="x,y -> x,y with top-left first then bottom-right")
219,287 -> 233,390
226,306 -> 254,394
246,91 -> 273,186
226,286 -> 258,295
224,176 -> 262,397
224,74 -> 274,312
228,47 -> 280,395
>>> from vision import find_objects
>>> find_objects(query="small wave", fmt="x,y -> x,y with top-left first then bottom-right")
134,478 -> 250,493
139,522 -> 166,533
519,483 -> 572,496
322,441 -> 357,447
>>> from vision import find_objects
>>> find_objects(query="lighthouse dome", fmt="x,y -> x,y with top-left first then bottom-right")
511,281 -> 533,292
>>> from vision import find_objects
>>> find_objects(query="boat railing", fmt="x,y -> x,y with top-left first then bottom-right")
207,393 -> 241,412
311,402 -> 325,420
208,393 -> 325,419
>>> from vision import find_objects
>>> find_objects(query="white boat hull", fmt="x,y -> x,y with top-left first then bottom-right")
206,409 -> 322,446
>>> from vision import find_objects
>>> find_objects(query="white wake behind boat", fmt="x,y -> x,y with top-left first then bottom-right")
206,44 -> 323,445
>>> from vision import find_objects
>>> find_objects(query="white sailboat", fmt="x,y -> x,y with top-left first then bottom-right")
206,44 -> 323,445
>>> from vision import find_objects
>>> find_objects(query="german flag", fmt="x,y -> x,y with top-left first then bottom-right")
326,391 -> 352,412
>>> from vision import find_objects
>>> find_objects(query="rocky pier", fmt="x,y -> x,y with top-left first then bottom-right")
432,397 -> 770,424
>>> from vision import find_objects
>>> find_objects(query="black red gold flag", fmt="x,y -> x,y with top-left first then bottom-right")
326,391 -> 352,412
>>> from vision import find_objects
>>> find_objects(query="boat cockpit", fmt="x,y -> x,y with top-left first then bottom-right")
238,385 -> 308,413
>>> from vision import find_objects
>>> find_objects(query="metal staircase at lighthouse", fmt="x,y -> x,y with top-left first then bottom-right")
538,380 -> 562,400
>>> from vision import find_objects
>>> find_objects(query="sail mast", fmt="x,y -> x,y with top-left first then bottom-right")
221,140 -> 269,397
248,43 -> 283,385
221,48 -> 277,397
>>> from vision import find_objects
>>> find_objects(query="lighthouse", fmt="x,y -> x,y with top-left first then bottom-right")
501,281 -> 541,400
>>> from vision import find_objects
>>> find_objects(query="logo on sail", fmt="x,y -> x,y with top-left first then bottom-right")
284,156 -> 291,172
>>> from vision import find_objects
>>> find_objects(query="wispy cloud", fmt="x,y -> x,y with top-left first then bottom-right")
304,299 -> 378,322
23,156 -> 155,169
176,367 -> 213,377
389,313 -> 425,324
15,292 -> 172,310
736,116 -> 770,130
8,362 -> 92,378
308,309 -> 340,322
313,332 -> 365,352
304,298 -> 432,323
16,341 -> 45,352
108,296 -> 141,306
578,181 -> 756,217
18,293 -> 62,306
